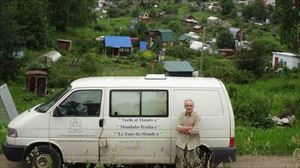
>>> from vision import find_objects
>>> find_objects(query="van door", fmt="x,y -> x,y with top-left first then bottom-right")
171,89 -> 230,155
49,89 -> 103,162
99,90 -> 171,164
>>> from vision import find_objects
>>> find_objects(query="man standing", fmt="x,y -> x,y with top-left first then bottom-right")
176,99 -> 201,168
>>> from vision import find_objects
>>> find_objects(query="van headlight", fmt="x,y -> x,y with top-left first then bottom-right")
7,128 -> 18,138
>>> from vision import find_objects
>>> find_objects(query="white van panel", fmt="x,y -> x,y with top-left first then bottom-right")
170,89 -> 230,146
100,117 -> 171,164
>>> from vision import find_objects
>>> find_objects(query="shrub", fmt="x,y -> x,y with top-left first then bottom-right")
233,88 -> 273,128
80,53 -> 102,76
165,45 -> 198,60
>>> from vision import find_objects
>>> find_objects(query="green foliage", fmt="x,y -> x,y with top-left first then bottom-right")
240,0 -> 267,22
229,78 -> 300,128
140,50 -> 155,61
219,0 -> 235,16
0,0 -> 21,54
107,6 -> 128,18
80,53 -> 103,76
233,89 -> 273,128
26,61 -> 49,71
276,0 -> 300,53
236,126 -> 300,155
216,31 -> 235,49
161,4 -> 178,15
48,0 -> 97,32
17,0 -> 50,50
200,56 -> 255,84
166,45 -> 199,60
235,41 -> 268,77
0,124 -> 7,153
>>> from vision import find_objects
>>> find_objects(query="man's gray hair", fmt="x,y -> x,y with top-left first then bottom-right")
184,99 -> 194,106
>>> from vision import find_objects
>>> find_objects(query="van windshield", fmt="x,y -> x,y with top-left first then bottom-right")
35,86 -> 71,113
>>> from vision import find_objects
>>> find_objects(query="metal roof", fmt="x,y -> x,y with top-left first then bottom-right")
104,36 -> 132,48
156,29 -> 175,42
163,61 -> 194,72
70,76 -> 221,89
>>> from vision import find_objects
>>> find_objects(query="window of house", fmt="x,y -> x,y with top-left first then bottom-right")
57,90 -> 102,117
110,90 -> 168,117
119,48 -> 130,52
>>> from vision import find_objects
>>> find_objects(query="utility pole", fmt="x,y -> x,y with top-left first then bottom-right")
200,26 -> 205,76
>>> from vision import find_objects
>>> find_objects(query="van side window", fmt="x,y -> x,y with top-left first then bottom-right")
110,90 -> 168,117
57,90 -> 102,117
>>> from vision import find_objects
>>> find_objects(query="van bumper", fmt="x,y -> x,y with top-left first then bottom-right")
2,141 -> 26,161
210,147 -> 236,164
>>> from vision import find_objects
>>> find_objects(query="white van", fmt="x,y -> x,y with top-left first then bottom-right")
3,75 -> 236,167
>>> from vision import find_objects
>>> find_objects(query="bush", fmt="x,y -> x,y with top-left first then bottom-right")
80,53 -> 102,76
233,88 -> 273,128
165,45 -> 198,60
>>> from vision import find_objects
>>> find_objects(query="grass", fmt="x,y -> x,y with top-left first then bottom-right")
236,125 -> 300,155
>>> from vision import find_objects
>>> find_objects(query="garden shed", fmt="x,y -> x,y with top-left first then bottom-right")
145,29 -> 175,47
38,51 -> 62,64
26,70 -> 48,96
207,16 -> 221,25
57,39 -> 72,50
272,52 -> 300,70
104,36 -> 132,56
229,27 -> 243,40
163,61 -> 194,77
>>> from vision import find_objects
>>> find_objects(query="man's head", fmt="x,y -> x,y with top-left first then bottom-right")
184,99 -> 194,113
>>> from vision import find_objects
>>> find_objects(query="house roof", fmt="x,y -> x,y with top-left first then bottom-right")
163,61 -> 194,72
156,29 -> 175,42
229,27 -> 241,39
207,16 -> 219,20
178,33 -> 198,42
39,51 -> 62,63
104,36 -> 132,48
189,41 -> 207,51
272,52 -> 299,58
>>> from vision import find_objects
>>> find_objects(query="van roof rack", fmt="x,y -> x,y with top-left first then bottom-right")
145,74 -> 166,80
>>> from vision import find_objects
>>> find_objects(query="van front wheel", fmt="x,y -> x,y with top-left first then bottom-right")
25,145 -> 62,168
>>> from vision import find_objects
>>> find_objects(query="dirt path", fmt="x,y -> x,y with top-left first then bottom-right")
1,154 -> 300,168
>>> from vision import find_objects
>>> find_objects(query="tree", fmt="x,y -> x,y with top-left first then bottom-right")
241,0 -> 267,22
216,31 -> 235,49
0,0 -> 20,54
0,0 -> 22,81
48,0 -> 97,32
17,0 -> 50,49
235,41 -> 268,77
276,0 -> 300,53
219,0 -> 235,16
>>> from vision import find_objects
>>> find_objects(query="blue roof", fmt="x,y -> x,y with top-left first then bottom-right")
104,36 -> 132,48
139,41 -> 147,51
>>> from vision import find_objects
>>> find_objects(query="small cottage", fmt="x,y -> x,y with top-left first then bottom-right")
145,29 -> 175,47
218,49 -> 235,58
229,27 -> 244,40
207,16 -> 221,25
57,39 -> 72,50
139,12 -> 150,23
26,70 -> 48,96
182,15 -> 198,26
38,51 -> 62,64
272,52 -> 300,70
104,36 -> 132,56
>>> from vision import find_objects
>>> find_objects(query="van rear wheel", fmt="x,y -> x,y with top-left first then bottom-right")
197,147 -> 212,168
25,145 -> 62,168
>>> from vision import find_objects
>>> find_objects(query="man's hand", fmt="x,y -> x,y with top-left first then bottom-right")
177,126 -> 193,134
